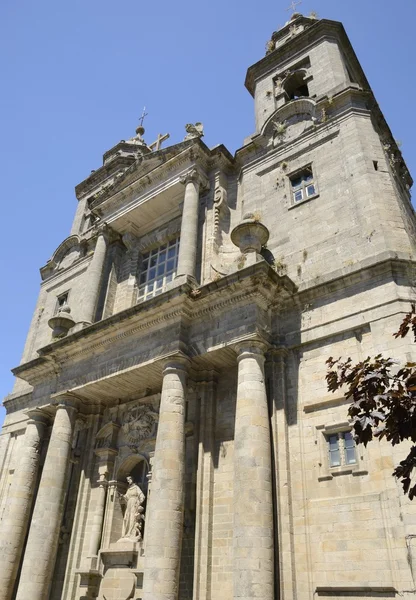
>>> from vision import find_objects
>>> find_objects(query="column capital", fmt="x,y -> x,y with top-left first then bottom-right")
93,222 -> 120,244
179,168 -> 209,190
25,408 -> 50,426
234,338 -> 270,359
121,231 -> 140,254
162,353 -> 191,375
51,393 -> 80,413
96,475 -> 109,488
266,345 -> 289,362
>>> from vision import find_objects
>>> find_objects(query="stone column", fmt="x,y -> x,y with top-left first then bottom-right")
15,399 -> 78,600
143,356 -> 189,600
176,169 -> 207,280
0,410 -> 49,600
88,474 -> 108,559
233,341 -> 274,600
83,226 -> 109,324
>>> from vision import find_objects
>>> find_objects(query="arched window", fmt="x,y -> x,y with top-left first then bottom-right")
284,71 -> 309,101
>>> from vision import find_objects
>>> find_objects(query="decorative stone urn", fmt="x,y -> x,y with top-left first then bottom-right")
231,213 -> 270,267
48,305 -> 76,338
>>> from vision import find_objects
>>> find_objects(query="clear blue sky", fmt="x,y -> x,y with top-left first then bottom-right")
0,0 -> 415,427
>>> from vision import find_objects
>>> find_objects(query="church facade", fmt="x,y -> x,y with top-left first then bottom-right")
1,12 -> 416,600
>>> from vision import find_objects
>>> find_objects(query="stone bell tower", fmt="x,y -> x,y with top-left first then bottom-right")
241,12 -> 415,287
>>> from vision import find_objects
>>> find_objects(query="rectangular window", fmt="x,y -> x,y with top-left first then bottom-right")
55,292 -> 69,314
290,166 -> 316,203
327,431 -> 357,467
137,238 -> 180,302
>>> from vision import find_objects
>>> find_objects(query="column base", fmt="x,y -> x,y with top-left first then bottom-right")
168,273 -> 198,290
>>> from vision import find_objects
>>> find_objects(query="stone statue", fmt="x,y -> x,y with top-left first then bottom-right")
184,122 -> 204,140
118,475 -> 145,542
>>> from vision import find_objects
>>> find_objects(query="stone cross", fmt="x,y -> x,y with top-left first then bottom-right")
149,133 -> 170,151
138,106 -> 148,127
286,0 -> 301,13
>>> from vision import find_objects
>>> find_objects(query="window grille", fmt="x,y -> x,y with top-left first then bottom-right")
137,238 -> 180,302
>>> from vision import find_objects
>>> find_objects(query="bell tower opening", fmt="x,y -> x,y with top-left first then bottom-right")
284,70 -> 309,100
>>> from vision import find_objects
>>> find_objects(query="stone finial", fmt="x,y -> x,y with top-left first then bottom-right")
231,213 -> 270,268
48,305 -> 76,339
128,122 -> 151,155
184,122 -> 204,140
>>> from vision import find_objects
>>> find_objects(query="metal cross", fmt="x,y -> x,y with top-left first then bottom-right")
138,106 -> 148,127
149,133 -> 170,152
286,0 -> 301,13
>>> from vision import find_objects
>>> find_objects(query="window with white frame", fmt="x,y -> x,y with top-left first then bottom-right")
137,238 -> 180,302
327,430 -> 357,468
290,166 -> 317,203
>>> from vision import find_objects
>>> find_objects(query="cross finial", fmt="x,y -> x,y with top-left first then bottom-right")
138,106 -> 148,128
286,0 -> 301,14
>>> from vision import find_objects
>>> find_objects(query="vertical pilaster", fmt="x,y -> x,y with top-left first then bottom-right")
0,410 -> 49,600
176,169 -> 208,281
101,480 -> 118,550
15,399 -> 78,600
83,226 -> 109,324
233,341 -> 274,600
267,349 -> 296,600
88,475 -> 108,558
143,356 -> 189,600
88,446 -> 117,559
193,374 -> 216,600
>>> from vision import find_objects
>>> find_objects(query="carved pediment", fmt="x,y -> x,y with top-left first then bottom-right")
89,140 -> 197,210
40,235 -> 85,281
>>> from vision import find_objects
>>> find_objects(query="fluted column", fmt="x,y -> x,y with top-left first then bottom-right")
15,399 -> 78,600
233,341 -> 274,600
83,226 -> 109,324
0,410 -> 49,600
143,356 -> 189,600
176,169 -> 207,280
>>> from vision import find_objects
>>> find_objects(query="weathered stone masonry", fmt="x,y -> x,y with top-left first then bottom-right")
1,11 -> 416,600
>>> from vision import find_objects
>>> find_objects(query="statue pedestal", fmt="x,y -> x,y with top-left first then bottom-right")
100,540 -> 144,567
96,542 -> 144,600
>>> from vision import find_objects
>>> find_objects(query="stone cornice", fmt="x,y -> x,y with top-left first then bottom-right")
287,254 -> 416,310
237,117 -> 340,175
12,262 -> 296,387
236,88 -> 372,169
89,139 -> 233,217
75,155 -> 137,201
